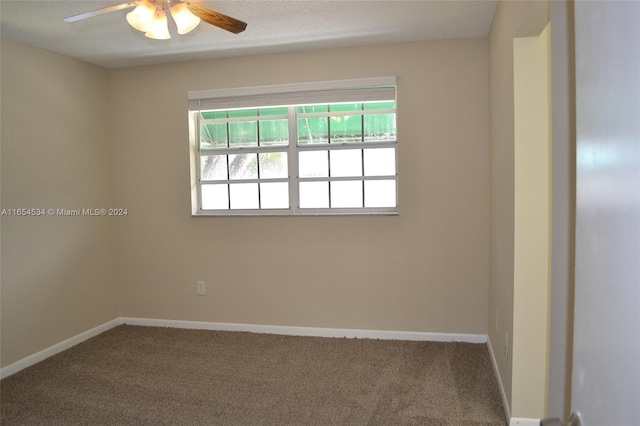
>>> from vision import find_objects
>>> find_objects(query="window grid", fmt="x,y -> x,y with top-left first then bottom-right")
195,102 -> 397,215
327,149 -> 332,208
225,154 -> 231,209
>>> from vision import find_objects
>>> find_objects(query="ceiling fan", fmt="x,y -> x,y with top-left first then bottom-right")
64,0 -> 247,40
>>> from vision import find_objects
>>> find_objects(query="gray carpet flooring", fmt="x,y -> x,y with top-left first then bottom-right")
1,325 -> 507,425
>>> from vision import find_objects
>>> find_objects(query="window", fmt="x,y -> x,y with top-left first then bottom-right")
188,78 -> 397,215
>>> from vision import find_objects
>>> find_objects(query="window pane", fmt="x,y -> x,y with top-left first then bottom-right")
298,117 -> 328,144
200,123 -> 227,149
200,111 -> 227,120
259,119 -> 289,146
229,110 -> 259,147
299,182 -> 329,208
364,113 -> 396,142
259,152 -> 288,179
260,182 -> 289,209
229,109 -> 257,118
200,155 -> 227,180
201,184 -> 229,209
330,114 -> 362,143
229,121 -> 258,147
363,101 -> 395,111
230,183 -> 259,209
330,104 -> 362,144
229,154 -> 258,180
331,181 -> 363,208
364,180 -> 396,208
299,151 -> 328,177
330,149 -> 362,177
364,148 -> 396,176
259,107 -> 288,116
297,105 -> 328,114
330,103 -> 361,112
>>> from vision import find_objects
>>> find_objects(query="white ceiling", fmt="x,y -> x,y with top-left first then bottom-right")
0,0 -> 497,69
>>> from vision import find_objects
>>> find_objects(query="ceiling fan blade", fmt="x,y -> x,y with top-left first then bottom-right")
187,3 -> 247,34
63,2 -> 136,23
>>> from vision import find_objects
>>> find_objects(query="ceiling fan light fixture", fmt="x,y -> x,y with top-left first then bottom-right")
170,2 -> 201,35
64,0 -> 247,38
145,8 -> 171,40
126,0 -> 155,32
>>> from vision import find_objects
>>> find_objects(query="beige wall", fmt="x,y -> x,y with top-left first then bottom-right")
1,36 -> 490,368
109,39 -> 490,333
0,39 -> 119,367
513,23 -> 551,418
489,0 -> 552,417
488,0 -> 523,407
547,0 -> 575,419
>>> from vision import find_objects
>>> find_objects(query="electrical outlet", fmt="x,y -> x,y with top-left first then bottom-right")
196,280 -> 206,296
504,332 -> 509,359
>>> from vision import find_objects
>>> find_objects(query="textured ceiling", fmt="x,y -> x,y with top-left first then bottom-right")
0,0 -> 497,69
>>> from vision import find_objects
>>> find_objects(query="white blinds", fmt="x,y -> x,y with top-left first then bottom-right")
188,77 -> 397,112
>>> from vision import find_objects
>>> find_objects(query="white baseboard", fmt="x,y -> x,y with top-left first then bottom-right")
510,418 -> 540,426
487,336 -> 512,422
486,338 -> 542,426
1,317 -> 487,380
121,317 -> 488,343
0,318 -> 122,379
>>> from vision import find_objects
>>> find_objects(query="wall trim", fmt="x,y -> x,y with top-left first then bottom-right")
1,317 -> 488,380
0,318 -> 122,379
121,317 -> 488,343
488,336 -> 512,422
510,418 -> 541,426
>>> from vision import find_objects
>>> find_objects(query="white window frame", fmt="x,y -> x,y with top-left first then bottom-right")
188,77 -> 398,216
